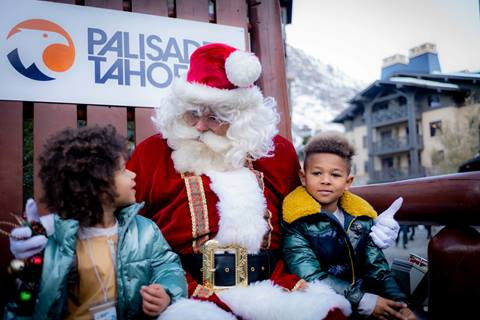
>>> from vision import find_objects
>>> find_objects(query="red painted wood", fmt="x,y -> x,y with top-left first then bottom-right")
176,0 -> 209,21
131,0 -> 168,16
248,0 -> 291,141
428,226 -> 480,319
84,0 -> 123,10
216,0 -> 249,49
0,102 -> 23,288
351,172 -> 480,225
48,0 -> 75,4
134,108 -> 157,145
33,103 -> 77,213
87,105 -> 128,137
0,102 -> 23,217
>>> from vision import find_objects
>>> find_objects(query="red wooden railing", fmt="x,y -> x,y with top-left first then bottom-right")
352,172 -> 480,319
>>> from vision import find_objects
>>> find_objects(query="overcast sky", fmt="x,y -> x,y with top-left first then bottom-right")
286,0 -> 480,83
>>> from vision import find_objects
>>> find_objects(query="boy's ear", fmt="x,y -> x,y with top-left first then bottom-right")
299,169 -> 306,186
345,175 -> 354,191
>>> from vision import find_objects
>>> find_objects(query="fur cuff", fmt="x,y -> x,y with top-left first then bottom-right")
158,298 -> 236,320
217,280 -> 351,320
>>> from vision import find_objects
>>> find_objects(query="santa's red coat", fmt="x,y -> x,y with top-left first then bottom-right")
127,133 -> 347,319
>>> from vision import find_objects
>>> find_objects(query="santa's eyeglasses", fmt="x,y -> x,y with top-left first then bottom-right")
183,110 -> 229,130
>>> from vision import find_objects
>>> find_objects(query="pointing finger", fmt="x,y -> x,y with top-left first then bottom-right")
382,197 -> 403,218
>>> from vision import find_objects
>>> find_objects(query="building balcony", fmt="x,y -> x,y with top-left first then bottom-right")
372,136 -> 409,155
370,166 -> 426,183
372,135 -> 423,155
371,106 -> 408,127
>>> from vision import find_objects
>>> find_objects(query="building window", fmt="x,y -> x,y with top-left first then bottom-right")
362,135 -> 367,148
428,95 -> 441,108
429,121 -> 442,137
381,157 -> 394,169
364,161 -> 369,173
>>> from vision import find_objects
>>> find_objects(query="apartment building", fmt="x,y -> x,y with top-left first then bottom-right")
334,43 -> 480,184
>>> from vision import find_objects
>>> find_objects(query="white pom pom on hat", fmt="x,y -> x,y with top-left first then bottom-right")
225,50 -> 262,88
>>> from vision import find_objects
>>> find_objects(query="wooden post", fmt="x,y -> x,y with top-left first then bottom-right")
248,0 -> 291,141
0,102 -> 23,216
86,105 -> 128,137
0,102 -> 23,305
33,104 -> 77,213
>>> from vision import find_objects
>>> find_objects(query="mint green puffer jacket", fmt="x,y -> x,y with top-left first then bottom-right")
32,203 -> 186,319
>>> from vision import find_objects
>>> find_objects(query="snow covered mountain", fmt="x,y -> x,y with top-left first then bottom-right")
286,44 -> 364,148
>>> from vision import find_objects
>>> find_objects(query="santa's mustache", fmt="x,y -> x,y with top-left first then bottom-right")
198,131 -> 232,153
166,121 -> 233,154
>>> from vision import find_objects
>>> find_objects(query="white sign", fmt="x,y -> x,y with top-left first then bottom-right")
0,0 -> 245,107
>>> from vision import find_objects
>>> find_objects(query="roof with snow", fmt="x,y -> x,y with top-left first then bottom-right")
333,72 -> 476,123
392,71 -> 480,82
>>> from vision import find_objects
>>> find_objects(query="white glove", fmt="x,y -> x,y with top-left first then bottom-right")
370,197 -> 402,249
9,198 -> 54,259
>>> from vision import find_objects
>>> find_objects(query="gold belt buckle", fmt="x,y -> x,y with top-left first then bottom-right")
201,239 -> 248,291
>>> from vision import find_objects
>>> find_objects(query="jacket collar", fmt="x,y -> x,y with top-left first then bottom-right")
116,202 -> 144,227
282,186 -> 377,224
53,202 -> 145,253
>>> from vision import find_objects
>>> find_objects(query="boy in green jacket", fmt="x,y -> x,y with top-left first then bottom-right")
6,125 -> 186,319
282,133 -> 415,320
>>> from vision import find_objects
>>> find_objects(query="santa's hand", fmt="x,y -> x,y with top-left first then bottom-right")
9,198 -> 54,259
370,197 -> 402,249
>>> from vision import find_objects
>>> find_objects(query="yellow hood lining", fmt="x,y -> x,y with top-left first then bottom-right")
282,186 -> 377,224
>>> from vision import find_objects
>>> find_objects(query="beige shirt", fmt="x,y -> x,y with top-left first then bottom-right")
66,223 -> 118,320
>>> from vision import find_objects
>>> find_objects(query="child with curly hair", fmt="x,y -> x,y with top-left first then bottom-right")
12,125 -> 186,319
282,133 -> 415,320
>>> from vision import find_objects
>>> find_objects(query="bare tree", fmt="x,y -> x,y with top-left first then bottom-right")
431,106 -> 480,174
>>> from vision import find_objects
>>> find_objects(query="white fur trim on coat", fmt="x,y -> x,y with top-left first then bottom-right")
172,77 -> 264,111
217,280 -> 352,320
207,168 -> 268,253
158,298 -> 236,320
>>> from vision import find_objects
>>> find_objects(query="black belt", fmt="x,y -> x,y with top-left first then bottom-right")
181,250 -> 278,287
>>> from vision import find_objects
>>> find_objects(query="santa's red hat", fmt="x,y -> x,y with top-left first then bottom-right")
172,43 -> 264,111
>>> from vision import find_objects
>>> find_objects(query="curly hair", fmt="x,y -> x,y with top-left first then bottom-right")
39,125 -> 128,227
304,132 -> 355,173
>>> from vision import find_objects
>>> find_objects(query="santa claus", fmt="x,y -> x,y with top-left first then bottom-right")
10,43 -> 400,320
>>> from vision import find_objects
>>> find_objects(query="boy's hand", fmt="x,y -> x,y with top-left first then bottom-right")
372,296 -> 408,320
370,197 -> 402,249
140,284 -> 171,316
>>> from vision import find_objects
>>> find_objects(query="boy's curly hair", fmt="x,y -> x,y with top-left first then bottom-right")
39,125 -> 128,227
304,132 -> 355,173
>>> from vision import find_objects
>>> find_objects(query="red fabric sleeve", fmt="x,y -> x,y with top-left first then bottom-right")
270,259 -> 302,289
324,308 -> 348,320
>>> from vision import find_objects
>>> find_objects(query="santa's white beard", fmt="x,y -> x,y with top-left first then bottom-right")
165,122 -> 242,175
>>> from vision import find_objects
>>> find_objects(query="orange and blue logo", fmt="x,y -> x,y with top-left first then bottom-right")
6,19 -> 75,81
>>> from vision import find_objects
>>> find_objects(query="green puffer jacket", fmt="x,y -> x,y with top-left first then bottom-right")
282,187 -> 407,310
30,203 -> 186,319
